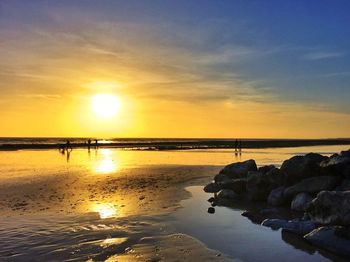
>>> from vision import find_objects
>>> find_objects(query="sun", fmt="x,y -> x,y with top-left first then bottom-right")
92,94 -> 120,118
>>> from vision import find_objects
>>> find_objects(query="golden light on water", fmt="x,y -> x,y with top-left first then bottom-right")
95,159 -> 118,173
93,203 -> 118,219
92,94 -> 120,119
94,149 -> 118,174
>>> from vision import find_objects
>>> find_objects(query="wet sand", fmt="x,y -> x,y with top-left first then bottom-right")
1,146 -> 350,261
0,165 -> 219,217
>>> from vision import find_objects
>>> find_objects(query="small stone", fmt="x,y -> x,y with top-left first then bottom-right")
208,207 -> 215,214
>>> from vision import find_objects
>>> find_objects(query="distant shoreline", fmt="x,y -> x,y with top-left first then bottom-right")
1,138 -> 350,151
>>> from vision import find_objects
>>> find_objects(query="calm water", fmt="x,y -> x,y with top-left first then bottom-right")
0,145 -> 349,261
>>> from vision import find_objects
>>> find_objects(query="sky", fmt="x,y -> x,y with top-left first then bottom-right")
1,0 -> 350,138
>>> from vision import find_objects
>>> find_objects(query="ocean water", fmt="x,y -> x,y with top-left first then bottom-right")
0,145 -> 349,261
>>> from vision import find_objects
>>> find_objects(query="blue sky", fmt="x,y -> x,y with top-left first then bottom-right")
1,1 -> 350,137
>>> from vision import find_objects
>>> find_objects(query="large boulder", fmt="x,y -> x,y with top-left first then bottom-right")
284,176 -> 339,199
203,182 -> 221,193
262,218 -> 315,235
217,189 -> 238,199
291,192 -> 313,211
340,149 -> 350,158
267,186 -> 286,206
214,173 -> 231,184
219,159 -> 257,179
246,168 -> 285,201
320,155 -> 350,178
258,165 -> 276,174
307,191 -> 350,225
264,167 -> 285,186
242,208 -> 283,224
337,179 -> 350,191
304,226 -> 350,258
281,153 -> 327,185
246,172 -> 272,201
219,178 -> 247,194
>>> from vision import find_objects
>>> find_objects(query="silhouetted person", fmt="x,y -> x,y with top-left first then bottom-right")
65,140 -> 72,150
88,139 -> 91,150
239,140 -> 242,152
235,139 -> 238,151
66,149 -> 71,162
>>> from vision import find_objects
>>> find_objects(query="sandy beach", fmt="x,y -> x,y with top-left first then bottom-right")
1,145 -> 350,261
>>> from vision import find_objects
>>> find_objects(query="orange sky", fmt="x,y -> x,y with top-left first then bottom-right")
1,1 -> 350,138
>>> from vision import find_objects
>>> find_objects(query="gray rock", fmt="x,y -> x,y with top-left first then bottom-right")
281,153 -> 327,185
203,182 -> 221,193
246,168 -> 286,202
219,178 -> 247,194
208,207 -> 215,214
241,208 -> 282,224
335,226 -> 350,240
217,189 -> 238,199
267,186 -> 286,206
304,226 -> 350,258
262,218 -> 315,235
265,167 -> 285,186
214,173 -> 231,184
341,149 -> 350,158
291,193 -> 313,211
307,191 -> 350,225
284,176 -> 339,198
220,159 -> 257,179
258,165 -> 276,174
246,172 -> 271,201
336,179 -> 350,191
320,156 -> 350,178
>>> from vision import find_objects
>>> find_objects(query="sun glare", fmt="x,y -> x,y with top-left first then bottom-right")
92,94 -> 120,118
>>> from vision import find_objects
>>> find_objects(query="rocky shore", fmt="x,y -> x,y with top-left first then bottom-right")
204,149 -> 350,259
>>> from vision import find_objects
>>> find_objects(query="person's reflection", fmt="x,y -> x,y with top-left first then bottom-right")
234,150 -> 242,160
66,148 -> 72,162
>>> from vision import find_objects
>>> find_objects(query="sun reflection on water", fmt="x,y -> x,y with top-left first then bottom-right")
93,203 -> 118,219
94,149 -> 118,174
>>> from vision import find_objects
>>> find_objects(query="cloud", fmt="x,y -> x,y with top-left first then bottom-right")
303,51 -> 345,60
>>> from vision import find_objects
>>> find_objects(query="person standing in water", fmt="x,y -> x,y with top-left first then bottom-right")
87,139 -> 91,150
65,140 -> 72,150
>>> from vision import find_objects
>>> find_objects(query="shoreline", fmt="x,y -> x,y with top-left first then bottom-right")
1,138 -> 350,151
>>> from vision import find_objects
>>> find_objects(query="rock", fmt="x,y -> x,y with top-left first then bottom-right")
304,226 -> 350,258
320,156 -> 350,178
258,165 -> 276,174
281,230 -> 317,254
281,153 -> 327,185
259,208 -> 279,216
208,207 -> 215,214
246,169 -> 285,201
217,189 -> 238,199
246,172 -> 271,201
307,191 -> 350,225
203,182 -> 221,193
264,167 -> 285,186
262,218 -> 316,235
291,193 -> 313,211
219,178 -> 247,194
241,208 -> 282,224
207,197 -> 215,203
267,186 -> 286,206
340,149 -> 350,158
214,173 -> 231,184
219,159 -> 257,179
335,226 -> 350,240
336,179 -> 350,191
284,176 -> 339,199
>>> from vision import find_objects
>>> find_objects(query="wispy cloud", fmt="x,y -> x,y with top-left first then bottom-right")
303,51 -> 345,60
